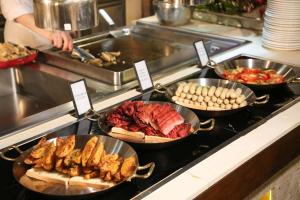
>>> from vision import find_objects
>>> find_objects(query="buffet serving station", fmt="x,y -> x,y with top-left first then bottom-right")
0,8 -> 300,200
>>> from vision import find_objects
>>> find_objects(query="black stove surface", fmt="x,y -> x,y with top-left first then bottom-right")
1,68 -> 299,200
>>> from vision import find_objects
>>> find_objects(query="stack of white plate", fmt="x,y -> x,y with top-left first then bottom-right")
262,0 -> 300,50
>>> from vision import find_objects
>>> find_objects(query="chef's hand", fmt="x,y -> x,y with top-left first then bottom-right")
14,14 -> 74,51
48,31 -> 73,51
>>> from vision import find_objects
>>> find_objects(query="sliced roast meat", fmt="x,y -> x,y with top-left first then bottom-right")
107,112 -> 130,127
156,111 -> 184,135
168,123 -> 191,138
136,104 -> 161,124
152,104 -> 173,121
106,101 -> 192,140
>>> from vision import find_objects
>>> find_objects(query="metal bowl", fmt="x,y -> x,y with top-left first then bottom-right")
86,101 -> 215,149
155,78 -> 269,117
0,135 -> 155,197
154,1 -> 191,26
213,58 -> 300,90
33,0 -> 98,31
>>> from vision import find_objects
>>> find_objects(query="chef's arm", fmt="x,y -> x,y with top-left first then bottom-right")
15,14 -> 73,51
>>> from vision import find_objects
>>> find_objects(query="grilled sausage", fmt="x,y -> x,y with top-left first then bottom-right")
192,95 -> 198,102
201,87 -> 208,96
172,96 -> 179,102
197,95 -> 204,103
189,83 -> 197,94
224,99 -> 229,105
208,86 -> 216,97
186,94 -> 193,100
226,89 -> 235,98
225,104 -> 232,110
220,88 -> 228,99
211,96 -> 217,103
204,96 -> 211,103
196,86 -> 203,95
236,95 -> 246,104
215,87 -> 223,97
232,103 -> 239,109
183,84 -> 190,93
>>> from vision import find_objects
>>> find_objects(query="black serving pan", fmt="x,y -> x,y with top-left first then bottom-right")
86,101 -> 215,149
154,78 -> 269,117
0,135 -> 155,197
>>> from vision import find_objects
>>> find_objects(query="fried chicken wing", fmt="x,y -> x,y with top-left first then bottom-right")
120,156 -> 136,178
84,171 -> 99,179
56,137 -> 64,148
36,137 -> 47,147
104,172 -> 112,181
30,142 -> 51,159
99,170 -> 106,179
113,172 -> 122,182
42,142 -> 56,171
70,149 -> 82,165
24,155 -> 35,165
55,158 -> 64,172
56,135 -> 75,158
81,136 -> 98,167
63,154 -> 72,167
69,165 -> 81,177
99,154 -> 122,176
33,158 -> 44,169
24,135 -> 143,185
87,140 -> 104,167
82,167 -> 93,174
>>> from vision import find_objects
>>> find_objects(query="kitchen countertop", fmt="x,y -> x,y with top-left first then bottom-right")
138,17 -> 300,66
0,16 -> 300,199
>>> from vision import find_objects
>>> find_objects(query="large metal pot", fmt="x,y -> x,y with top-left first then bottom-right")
153,0 -> 192,26
33,0 -> 98,31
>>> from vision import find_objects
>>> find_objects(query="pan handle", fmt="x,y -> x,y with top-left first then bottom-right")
254,94 -> 270,105
130,162 -> 155,180
85,109 -> 101,122
197,118 -> 215,132
207,60 -> 217,69
154,83 -> 173,98
290,77 -> 300,84
0,145 -> 23,161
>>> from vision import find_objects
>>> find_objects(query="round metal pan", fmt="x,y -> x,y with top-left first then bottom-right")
0,135 -> 155,197
211,58 -> 300,90
154,78 -> 269,117
86,101 -> 215,149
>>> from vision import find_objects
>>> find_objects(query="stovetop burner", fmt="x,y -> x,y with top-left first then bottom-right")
1,68 -> 299,200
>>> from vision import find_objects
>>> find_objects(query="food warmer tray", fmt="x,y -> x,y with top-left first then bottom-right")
42,23 -> 248,86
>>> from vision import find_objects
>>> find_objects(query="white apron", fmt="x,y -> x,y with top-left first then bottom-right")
4,20 -> 52,50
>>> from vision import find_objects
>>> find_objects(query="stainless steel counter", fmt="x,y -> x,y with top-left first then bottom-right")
0,23 -> 248,147
0,61 -> 137,138
45,24 -> 248,85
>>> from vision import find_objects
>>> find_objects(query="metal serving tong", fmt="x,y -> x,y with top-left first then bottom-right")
72,46 -> 96,63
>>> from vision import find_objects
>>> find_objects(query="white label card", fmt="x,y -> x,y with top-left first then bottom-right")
70,80 -> 92,116
194,40 -> 209,67
134,60 -> 153,91
64,23 -> 72,31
